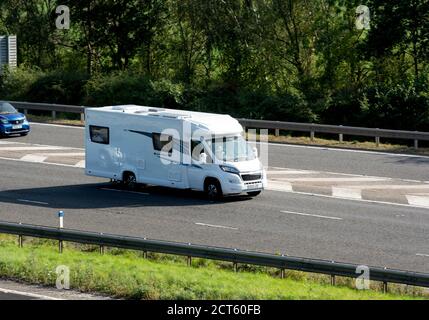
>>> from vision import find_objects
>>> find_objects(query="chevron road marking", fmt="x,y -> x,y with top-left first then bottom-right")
20,154 -> 47,163
406,194 -> 429,207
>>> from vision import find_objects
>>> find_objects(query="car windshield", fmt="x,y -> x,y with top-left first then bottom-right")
0,103 -> 17,115
207,135 -> 256,162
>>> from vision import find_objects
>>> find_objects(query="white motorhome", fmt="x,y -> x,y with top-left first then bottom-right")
85,105 -> 267,199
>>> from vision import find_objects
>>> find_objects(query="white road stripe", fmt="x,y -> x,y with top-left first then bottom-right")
281,210 -> 343,220
332,187 -> 362,200
0,146 -> 72,151
30,122 -> 84,130
266,181 -> 293,192
333,185 -> 429,202
75,160 -> 85,168
0,156 -> 85,169
335,184 -> 429,190
17,199 -> 49,205
276,177 -> 390,182
262,141 -> 429,159
406,194 -> 429,207
0,287 -> 62,300
195,222 -> 238,230
38,152 -> 85,157
416,253 -> 429,258
20,155 -> 47,163
267,170 -> 316,175
272,188 -> 429,210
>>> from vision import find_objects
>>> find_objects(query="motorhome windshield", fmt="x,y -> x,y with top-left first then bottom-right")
207,136 -> 255,162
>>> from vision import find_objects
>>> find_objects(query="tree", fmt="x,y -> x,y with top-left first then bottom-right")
366,0 -> 429,79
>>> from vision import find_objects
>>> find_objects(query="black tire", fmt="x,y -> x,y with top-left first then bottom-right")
204,179 -> 223,200
123,172 -> 137,190
247,191 -> 262,197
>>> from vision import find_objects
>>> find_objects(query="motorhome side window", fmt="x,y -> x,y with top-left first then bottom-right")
152,133 -> 173,154
89,126 -> 109,145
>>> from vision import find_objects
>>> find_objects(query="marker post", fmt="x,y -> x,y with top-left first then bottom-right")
58,211 -> 64,253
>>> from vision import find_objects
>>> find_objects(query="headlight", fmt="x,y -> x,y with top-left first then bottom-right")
0,119 -> 8,124
220,165 -> 240,175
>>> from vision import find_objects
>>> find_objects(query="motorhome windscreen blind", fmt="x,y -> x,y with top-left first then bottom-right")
152,133 -> 173,153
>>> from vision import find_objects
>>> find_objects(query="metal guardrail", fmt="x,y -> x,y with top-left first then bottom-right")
1,221 -> 428,289
6,101 -> 429,149
9,101 -> 85,122
238,119 -> 429,149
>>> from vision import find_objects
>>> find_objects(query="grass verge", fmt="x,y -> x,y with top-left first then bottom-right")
0,235 -> 424,300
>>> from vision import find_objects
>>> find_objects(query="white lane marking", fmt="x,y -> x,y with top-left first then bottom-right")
30,122 -> 84,130
416,253 -> 429,258
39,152 -> 85,157
334,184 -> 429,190
270,166 -> 429,184
281,210 -> 343,221
266,181 -> 293,192
406,194 -> 429,208
267,170 -> 316,175
75,160 -> 85,168
99,188 -> 149,195
0,287 -> 62,300
275,177 -> 389,182
20,154 -> 47,163
17,199 -> 49,205
332,187 -> 362,200
0,156 -> 85,169
195,222 -> 238,230
272,188 -> 429,210
0,146 -> 72,151
263,141 -> 429,159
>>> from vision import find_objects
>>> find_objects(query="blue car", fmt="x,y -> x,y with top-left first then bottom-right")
0,102 -> 30,137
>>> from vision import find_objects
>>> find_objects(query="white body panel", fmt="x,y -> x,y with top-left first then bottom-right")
85,105 -> 267,196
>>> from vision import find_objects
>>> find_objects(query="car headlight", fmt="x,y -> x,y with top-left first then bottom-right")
220,165 -> 240,175
0,119 -> 8,124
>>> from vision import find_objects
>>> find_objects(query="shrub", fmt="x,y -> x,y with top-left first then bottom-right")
25,71 -> 89,105
0,66 -> 44,101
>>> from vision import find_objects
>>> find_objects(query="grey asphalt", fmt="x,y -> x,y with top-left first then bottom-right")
0,292 -> 37,300
0,123 -> 428,273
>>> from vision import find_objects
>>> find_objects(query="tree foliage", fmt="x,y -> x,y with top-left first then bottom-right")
0,0 -> 428,130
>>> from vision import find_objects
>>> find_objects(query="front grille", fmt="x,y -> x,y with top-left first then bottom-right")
9,119 -> 24,125
241,173 -> 262,181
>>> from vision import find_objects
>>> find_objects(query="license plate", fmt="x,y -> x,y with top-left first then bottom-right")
12,124 -> 22,130
246,183 -> 262,190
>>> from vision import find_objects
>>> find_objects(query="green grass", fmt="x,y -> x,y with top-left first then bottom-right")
0,236 -> 424,300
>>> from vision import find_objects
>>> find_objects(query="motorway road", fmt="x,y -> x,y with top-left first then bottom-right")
0,123 -> 428,273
